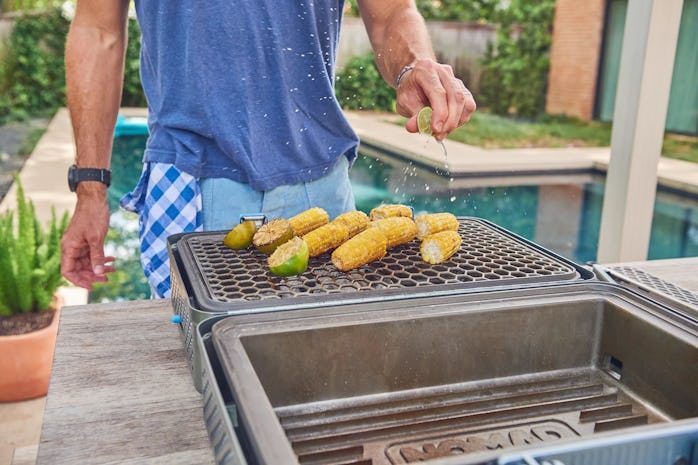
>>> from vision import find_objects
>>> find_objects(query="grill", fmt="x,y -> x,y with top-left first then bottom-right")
199,283 -> 698,465
602,265 -> 698,322
496,420 -> 698,465
168,218 -> 592,390
177,218 -> 581,308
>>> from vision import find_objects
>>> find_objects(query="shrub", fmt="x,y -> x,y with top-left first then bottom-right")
415,0 -> 499,22
0,8 -> 145,124
121,17 -> 147,107
1,0 -> 62,13
0,179 -> 69,315
335,53 -> 396,112
480,0 -> 555,118
0,8 -> 69,122
344,0 -> 498,22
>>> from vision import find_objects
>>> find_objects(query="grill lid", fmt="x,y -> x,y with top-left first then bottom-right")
169,217 -> 592,313
600,265 -> 698,323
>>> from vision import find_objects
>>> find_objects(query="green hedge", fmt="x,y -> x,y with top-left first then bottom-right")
0,9 -> 69,122
344,0 -> 498,22
122,17 -> 146,107
0,8 -> 145,124
479,0 -> 555,118
335,53 -> 396,112
415,0 -> 499,22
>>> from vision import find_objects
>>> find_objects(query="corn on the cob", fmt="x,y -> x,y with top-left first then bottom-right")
302,221 -> 349,257
331,228 -> 387,271
333,210 -> 369,238
415,212 -> 459,239
420,230 -> 462,264
368,217 -> 417,249
289,207 -> 329,236
369,204 -> 413,221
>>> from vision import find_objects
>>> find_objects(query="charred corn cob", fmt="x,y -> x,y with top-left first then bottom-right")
289,207 -> 329,236
331,228 -> 387,271
369,204 -> 413,221
302,221 -> 349,257
420,230 -> 462,264
415,212 -> 459,239
333,210 -> 369,238
368,217 -> 417,249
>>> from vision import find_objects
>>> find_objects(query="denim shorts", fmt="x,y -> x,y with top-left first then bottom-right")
200,155 -> 356,230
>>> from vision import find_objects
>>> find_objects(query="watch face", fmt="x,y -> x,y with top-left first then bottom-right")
67,165 -> 78,192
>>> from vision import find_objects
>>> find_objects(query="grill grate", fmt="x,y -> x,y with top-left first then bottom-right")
274,370 -> 658,465
606,266 -> 698,312
179,218 -> 580,309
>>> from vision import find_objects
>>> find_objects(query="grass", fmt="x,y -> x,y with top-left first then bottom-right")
448,112 -> 612,148
437,111 -> 698,164
662,134 -> 698,164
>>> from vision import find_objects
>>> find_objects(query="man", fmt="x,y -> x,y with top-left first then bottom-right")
60,0 -> 476,297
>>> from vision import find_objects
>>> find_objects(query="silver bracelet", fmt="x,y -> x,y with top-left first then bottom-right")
395,65 -> 414,87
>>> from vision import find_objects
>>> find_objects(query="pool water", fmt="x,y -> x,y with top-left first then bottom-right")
90,135 -> 698,302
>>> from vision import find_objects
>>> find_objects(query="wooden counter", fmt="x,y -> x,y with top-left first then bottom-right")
36,258 -> 698,464
36,300 -> 214,465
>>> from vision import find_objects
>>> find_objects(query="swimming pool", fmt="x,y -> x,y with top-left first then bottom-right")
91,134 -> 698,302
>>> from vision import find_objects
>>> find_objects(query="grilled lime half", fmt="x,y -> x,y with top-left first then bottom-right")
253,218 -> 294,254
268,236 -> 309,276
223,220 -> 257,250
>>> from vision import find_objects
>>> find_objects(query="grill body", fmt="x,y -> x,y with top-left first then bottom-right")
494,420 -> 698,465
199,283 -> 698,465
168,218 -> 593,390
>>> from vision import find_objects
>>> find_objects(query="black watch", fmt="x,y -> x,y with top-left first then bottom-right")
67,165 -> 112,192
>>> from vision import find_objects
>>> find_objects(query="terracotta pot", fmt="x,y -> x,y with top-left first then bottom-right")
0,300 -> 61,402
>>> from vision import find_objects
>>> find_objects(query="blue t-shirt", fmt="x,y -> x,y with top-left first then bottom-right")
133,0 -> 359,191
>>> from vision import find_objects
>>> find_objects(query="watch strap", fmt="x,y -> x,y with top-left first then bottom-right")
76,168 -> 111,186
69,165 -> 111,192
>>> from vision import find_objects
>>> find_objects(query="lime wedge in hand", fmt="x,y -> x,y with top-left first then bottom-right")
417,106 -> 449,162
268,236 -> 309,276
417,106 -> 433,135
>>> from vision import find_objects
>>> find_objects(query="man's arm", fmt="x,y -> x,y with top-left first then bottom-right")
60,0 -> 129,289
358,0 -> 476,140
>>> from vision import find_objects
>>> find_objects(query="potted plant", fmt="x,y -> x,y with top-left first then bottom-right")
0,179 -> 68,402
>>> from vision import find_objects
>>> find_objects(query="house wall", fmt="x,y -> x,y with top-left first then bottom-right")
546,0 -> 607,120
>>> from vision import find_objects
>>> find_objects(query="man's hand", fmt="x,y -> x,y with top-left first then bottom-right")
61,188 -> 115,290
397,59 -> 476,141
357,0 -> 476,140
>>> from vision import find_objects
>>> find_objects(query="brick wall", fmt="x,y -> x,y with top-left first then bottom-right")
546,0 -> 606,120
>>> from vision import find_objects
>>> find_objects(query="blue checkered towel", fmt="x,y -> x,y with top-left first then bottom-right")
120,163 -> 202,298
